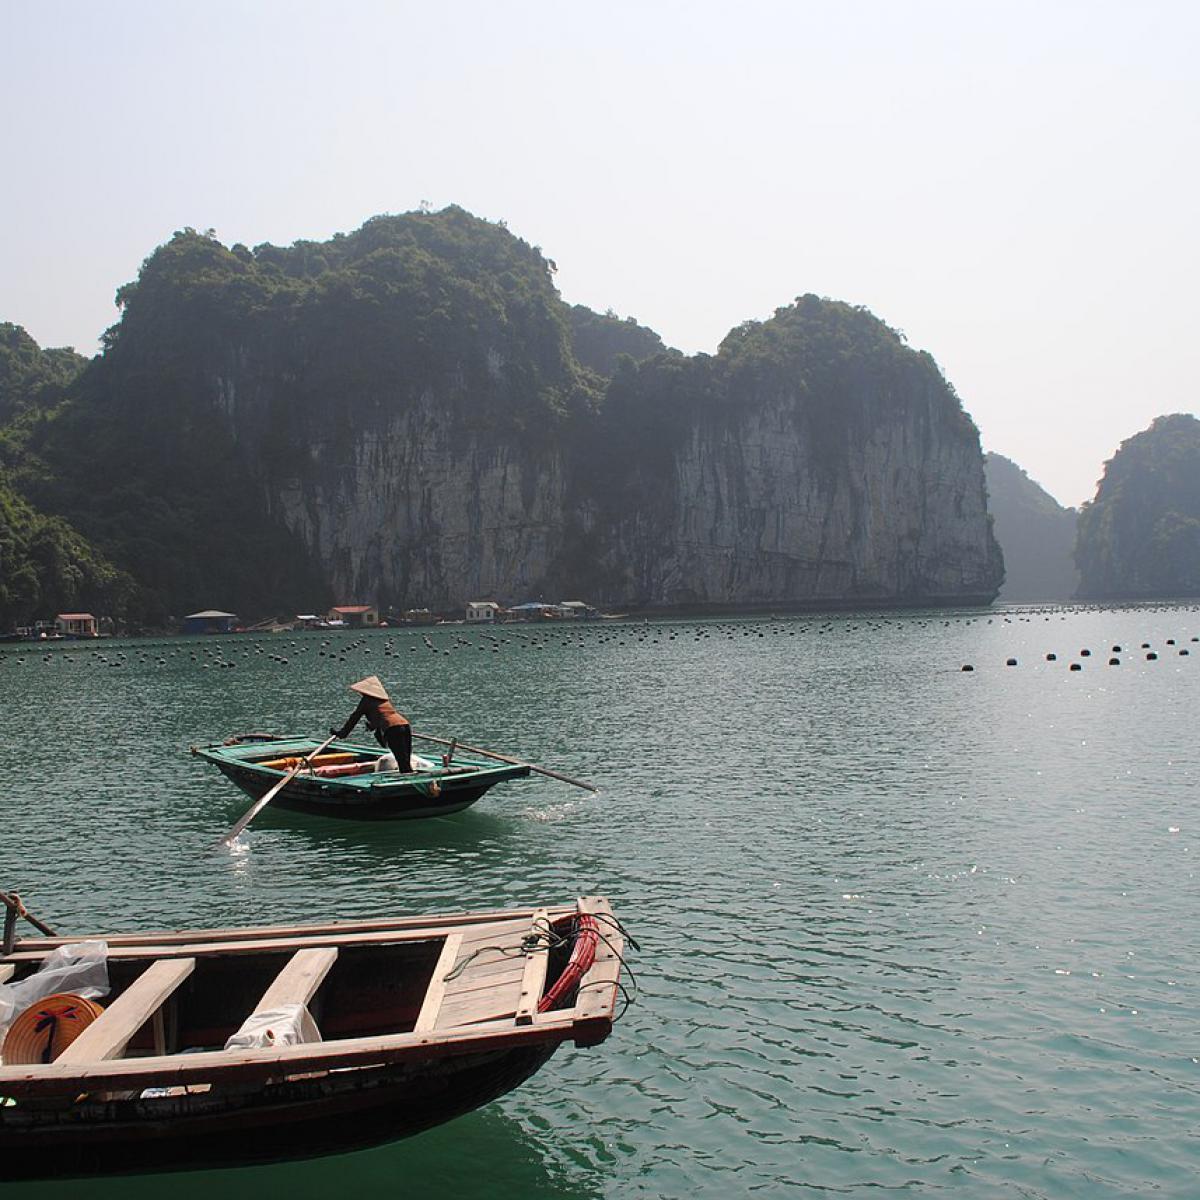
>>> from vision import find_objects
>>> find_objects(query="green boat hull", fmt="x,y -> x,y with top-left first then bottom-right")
193,736 -> 530,821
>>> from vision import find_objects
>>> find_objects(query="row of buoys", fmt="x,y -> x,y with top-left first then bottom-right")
964,646 -> 1194,670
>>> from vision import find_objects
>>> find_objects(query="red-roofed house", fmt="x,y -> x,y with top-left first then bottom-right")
327,604 -> 379,628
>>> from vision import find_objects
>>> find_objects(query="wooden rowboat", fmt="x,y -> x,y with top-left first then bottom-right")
191,734 -> 531,821
0,896 -> 627,1179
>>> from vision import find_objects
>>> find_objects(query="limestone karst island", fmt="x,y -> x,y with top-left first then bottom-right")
0,207 -> 1015,633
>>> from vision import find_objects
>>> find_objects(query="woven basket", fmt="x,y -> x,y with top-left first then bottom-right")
2,992 -> 105,1064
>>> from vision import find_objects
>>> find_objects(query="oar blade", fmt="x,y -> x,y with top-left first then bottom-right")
212,735 -> 338,850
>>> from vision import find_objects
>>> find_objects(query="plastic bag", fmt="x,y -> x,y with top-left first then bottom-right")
373,752 -> 436,774
223,1003 -> 321,1050
0,940 -> 109,1049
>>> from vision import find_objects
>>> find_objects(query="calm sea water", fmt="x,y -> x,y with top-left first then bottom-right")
1,606 -> 1198,1198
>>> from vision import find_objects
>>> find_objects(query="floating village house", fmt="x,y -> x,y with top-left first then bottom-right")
465,601 -> 501,623
558,600 -> 598,619
182,610 -> 238,635
327,604 -> 379,628
54,612 -> 98,638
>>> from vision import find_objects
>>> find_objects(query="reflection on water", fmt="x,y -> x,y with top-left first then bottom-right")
7,1105 -> 601,1200
1,607 -> 1198,1197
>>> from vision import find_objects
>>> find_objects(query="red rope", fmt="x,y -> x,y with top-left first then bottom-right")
538,913 -> 600,1013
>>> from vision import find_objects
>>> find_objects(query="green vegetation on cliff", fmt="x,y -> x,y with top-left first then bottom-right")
1075,413 -> 1200,599
580,294 -> 981,505
0,477 -> 134,629
0,325 -> 134,628
984,452 -> 1078,602
566,305 -> 676,377
0,323 -> 86,424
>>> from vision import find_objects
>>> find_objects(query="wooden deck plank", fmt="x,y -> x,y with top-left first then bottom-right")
0,963 -> 15,984
454,920 -> 528,948
412,934 -> 463,1034
253,946 -> 338,1011
442,952 -> 528,986
442,964 -> 527,1002
56,958 -> 196,1065
436,979 -> 526,1028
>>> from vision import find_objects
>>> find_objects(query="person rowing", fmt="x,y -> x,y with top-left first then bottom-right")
330,675 -> 412,772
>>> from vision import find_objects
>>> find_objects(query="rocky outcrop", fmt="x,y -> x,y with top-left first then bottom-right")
1075,414 -> 1200,599
984,452 -> 1078,602
562,297 -> 1003,609
273,402 -> 571,610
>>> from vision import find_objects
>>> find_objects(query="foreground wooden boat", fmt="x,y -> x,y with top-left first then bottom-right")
0,897 -> 626,1180
192,734 -> 531,821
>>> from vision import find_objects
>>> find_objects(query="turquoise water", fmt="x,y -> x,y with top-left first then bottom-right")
1,607 -> 1198,1197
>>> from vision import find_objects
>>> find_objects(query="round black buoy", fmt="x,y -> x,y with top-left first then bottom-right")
961,664 -> 974,672
1069,663 -> 1082,671
1147,651 -> 1158,660
1080,649 -> 1091,657
1006,658 -> 1017,666
1046,652 -> 1057,661
1109,657 -> 1120,666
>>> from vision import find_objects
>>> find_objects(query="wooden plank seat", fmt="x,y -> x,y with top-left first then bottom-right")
253,946 -> 339,1013
516,908 -> 551,1024
57,958 -> 196,1064
228,946 -> 339,1045
413,935 -> 463,1033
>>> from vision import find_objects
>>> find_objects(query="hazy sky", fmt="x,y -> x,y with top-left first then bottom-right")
3,0 -> 1197,507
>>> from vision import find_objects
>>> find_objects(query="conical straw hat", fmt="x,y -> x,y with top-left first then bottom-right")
2,992 -> 105,1064
349,675 -> 389,700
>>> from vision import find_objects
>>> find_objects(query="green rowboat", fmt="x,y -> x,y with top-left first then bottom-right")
192,734 -> 531,821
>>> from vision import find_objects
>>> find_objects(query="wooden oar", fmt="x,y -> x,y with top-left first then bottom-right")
213,735 -> 339,849
413,732 -> 598,793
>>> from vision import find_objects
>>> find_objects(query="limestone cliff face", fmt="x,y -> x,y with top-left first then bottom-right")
563,297 -> 1003,609
270,393 -> 570,609
246,299 -> 1003,611
213,348 -> 1001,612
644,399 -> 997,606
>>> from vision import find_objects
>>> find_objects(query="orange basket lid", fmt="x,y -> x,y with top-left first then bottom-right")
2,992 -> 105,1064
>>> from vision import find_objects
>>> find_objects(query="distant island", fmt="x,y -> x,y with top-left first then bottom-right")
1075,413 -> 1200,599
984,452 -> 1078,602
0,207 -> 1003,630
